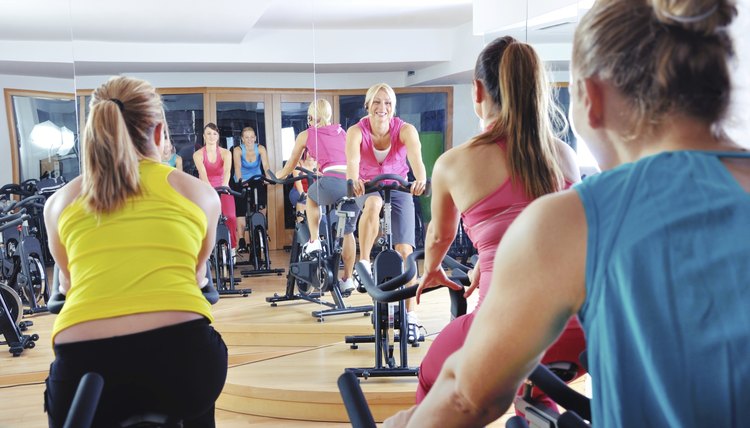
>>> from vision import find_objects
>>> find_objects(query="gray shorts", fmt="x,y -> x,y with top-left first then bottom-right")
308,176 -> 359,235
356,190 -> 415,248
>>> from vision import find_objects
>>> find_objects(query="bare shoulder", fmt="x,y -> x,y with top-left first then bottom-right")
346,123 -> 363,136
193,149 -> 204,161
258,144 -> 269,154
399,122 -> 419,139
553,138 -> 581,183
44,177 -> 83,225
167,170 -> 219,211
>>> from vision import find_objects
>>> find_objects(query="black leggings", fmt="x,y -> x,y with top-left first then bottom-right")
45,318 -> 228,428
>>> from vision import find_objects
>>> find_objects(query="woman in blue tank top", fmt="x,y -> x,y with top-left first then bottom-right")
232,126 -> 270,250
386,1 -> 750,427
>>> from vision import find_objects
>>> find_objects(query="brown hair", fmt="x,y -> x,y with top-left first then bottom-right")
573,0 -> 737,137
81,76 -> 163,214
468,36 -> 564,199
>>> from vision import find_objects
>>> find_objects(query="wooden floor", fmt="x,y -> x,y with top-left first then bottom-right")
0,250 -> 583,427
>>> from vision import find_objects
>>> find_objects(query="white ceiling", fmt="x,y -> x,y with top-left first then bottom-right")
0,0 -> 578,84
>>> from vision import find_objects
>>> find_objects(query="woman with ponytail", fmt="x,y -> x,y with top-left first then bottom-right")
388,0 -> 749,426
411,35 -> 583,406
43,76 -> 227,427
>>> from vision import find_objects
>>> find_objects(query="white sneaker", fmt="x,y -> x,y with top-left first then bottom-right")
406,312 -> 425,344
302,239 -> 322,255
358,259 -> 372,276
338,277 -> 355,297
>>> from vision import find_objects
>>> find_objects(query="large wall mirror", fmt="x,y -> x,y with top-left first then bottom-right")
0,1 -> 76,186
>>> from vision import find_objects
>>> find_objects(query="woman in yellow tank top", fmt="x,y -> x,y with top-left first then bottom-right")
43,76 -> 228,427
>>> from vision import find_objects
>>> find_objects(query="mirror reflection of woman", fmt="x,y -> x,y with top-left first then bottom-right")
160,129 -> 183,170
233,126 -> 270,251
194,123 -> 237,252
276,99 -> 359,296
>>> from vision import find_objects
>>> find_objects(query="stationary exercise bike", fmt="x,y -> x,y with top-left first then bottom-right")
211,186 -> 251,297
265,167 -> 373,320
345,247 -> 471,379
236,175 -> 284,277
0,211 -> 39,356
0,190 -> 50,315
337,363 -> 591,428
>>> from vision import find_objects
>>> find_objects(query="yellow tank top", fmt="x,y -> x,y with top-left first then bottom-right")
52,160 -> 213,342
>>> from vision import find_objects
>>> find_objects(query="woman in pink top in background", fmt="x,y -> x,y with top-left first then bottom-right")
194,122 -> 237,250
412,36 -> 585,407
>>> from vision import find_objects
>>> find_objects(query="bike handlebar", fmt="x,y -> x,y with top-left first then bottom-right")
214,186 -> 243,198
528,364 -> 592,422
0,212 -> 28,233
347,174 -> 432,198
264,167 -> 317,186
354,250 -> 470,303
1,194 -> 46,214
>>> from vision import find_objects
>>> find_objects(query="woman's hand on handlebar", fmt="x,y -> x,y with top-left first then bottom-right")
352,178 -> 366,197
411,179 -> 427,196
273,169 -> 288,180
416,266 -> 463,305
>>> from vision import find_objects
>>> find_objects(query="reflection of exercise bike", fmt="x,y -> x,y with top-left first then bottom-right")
265,168 -> 372,321
236,175 -> 284,277
0,212 -> 39,357
0,192 -> 50,315
212,186 -> 250,297
337,360 -> 591,428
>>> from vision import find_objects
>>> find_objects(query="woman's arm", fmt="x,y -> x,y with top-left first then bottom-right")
259,145 -> 272,178
277,131 -> 308,178
554,138 -> 582,185
167,171 -> 220,287
415,154 -> 463,303
221,148 -> 232,187
292,169 -> 304,193
233,146 -> 243,182
400,124 -> 427,195
42,178 -> 82,295
193,150 -> 209,184
399,191 -> 588,427
345,125 -> 364,195
175,155 -> 183,171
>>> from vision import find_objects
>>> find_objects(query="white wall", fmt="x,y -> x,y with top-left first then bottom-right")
452,83 -> 481,147
0,74 -> 75,185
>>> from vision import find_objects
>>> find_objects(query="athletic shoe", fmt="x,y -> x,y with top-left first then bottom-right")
338,277 -> 356,297
358,259 -> 372,277
302,239 -> 322,256
406,312 -> 425,344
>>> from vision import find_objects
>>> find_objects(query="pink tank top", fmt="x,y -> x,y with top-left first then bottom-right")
305,124 -> 347,178
357,116 -> 410,180
202,146 -> 224,187
461,143 -> 531,309
461,141 -> 573,310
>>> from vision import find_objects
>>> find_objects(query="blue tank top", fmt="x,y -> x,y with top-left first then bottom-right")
575,150 -> 750,427
240,144 -> 262,180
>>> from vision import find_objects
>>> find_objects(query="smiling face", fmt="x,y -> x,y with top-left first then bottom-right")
367,89 -> 394,124
204,126 -> 219,145
242,128 -> 257,145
